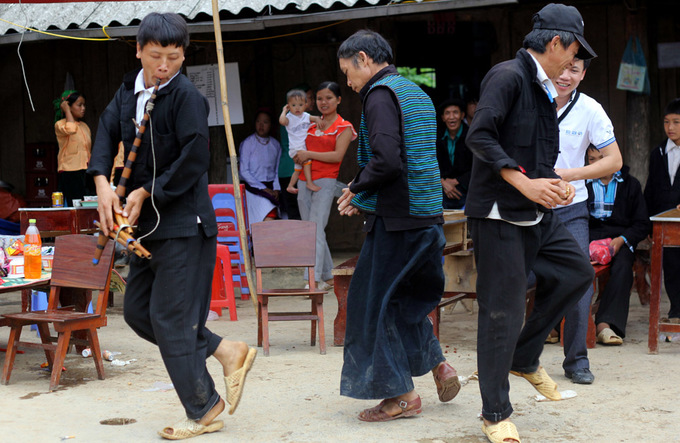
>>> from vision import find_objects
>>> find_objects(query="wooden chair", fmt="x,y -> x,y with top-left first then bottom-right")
251,220 -> 327,356
1,234 -> 115,391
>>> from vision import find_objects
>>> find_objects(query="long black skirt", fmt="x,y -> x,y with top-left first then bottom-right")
340,217 -> 446,399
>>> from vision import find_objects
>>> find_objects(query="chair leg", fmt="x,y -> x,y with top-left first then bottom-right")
87,328 -> 106,381
1,325 -> 22,385
37,323 -> 54,366
316,297 -> 326,355
50,329 -> 72,392
261,296 -> 270,357
310,299 -> 317,347
257,297 -> 263,347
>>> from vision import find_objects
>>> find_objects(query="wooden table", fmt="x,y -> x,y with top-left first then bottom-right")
19,207 -> 99,238
648,208 -> 680,353
0,272 -> 51,327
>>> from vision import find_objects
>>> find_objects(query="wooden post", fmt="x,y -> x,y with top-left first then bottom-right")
624,4 -> 651,183
211,0 -> 258,312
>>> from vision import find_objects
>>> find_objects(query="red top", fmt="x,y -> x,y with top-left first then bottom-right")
300,114 -> 356,182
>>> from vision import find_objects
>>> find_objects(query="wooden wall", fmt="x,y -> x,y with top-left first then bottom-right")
1,0 -> 679,249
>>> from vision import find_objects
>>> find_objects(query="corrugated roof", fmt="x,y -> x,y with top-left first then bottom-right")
0,0 -> 382,35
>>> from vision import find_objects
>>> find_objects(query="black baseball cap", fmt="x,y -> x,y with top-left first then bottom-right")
532,3 -> 597,60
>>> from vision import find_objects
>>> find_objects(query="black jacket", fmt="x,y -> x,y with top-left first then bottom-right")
88,69 -> 217,240
465,49 -> 560,221
436,124 -> 472,190
644,140 -> 680,221
587,166 -> 650,247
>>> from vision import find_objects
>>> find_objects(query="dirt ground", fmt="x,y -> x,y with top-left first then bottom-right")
1,252 -> 679,442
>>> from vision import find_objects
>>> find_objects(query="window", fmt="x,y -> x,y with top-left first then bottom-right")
397,67 -> 436,89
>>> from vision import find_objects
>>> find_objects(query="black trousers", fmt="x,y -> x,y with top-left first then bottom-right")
469,213 -> 593,422
663,248 -> 680,319
594,247 -> 635,337
124,231 -> 221,420
340,218 -> 446,399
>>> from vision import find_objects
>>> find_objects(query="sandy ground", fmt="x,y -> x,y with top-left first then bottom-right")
1,252 -> 679,443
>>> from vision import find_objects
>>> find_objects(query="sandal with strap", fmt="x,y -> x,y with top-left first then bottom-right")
358,396 -> 422,422
509,366 -> 561,401
482,420 -> 521,443
224,347 -> 257,415
158,418 -> 224,440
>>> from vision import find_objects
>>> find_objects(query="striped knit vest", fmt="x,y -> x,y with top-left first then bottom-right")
351,74 -> 442,216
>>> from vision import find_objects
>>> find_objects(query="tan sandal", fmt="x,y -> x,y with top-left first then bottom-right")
482,420 -> 521,443
224,347 -> 257,415
596,327 -> 623,345
510,366 -> 561,401
158,418 -> 223,440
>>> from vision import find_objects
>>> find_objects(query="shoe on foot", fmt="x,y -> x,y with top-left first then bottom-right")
510,366 -> 561,400
433,362 -> 461,402
565,368 -> 594,384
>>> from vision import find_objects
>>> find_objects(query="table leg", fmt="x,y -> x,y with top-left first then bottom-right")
648,226 -> 663,354
21,289 -> 31,312
333,275 -> 350,346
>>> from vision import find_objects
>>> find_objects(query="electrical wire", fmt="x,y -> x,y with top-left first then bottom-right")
135,100 -> 160,242
0,18 -> 114,41
15,0 -> 35,112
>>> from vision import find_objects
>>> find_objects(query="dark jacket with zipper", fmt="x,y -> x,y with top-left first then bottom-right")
465,48 -> 560,222
88,69 -> 217,240
644,140 -> 680,222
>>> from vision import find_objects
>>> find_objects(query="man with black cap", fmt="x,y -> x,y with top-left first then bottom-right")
465,3 -> 597,442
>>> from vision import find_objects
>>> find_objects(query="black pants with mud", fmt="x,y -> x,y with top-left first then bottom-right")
340,217 -> 446,400
124,231 -> 222,420
469,213 -> 593,422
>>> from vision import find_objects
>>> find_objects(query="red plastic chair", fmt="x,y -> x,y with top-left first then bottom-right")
211,244 -> 237,320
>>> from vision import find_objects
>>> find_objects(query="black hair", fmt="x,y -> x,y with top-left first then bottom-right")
664,98 -> 680,117
52,90 -> 85,123
316,81 -> 342,99
255,107 -> 274,123
337,30 -> 393,66
522,29 -> 577,54
438,98 -> 466,117
286,89 -> 307,102
137,12 -> 189,50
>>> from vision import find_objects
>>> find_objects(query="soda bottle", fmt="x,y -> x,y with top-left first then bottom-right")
24,219 -> 42,279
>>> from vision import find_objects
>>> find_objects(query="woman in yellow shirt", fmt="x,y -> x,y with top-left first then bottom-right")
53,90 -> 92,206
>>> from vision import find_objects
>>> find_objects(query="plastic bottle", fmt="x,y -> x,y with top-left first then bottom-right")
24,219 -> 42,279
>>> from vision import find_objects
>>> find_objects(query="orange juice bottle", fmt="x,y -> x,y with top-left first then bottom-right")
24,219 -> 42,279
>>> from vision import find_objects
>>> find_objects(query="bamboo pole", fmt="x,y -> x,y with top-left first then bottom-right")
211,0 -> 258,312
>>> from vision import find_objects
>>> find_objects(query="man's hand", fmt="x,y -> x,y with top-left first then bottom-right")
94,175 -> 122,237
122,187 -> 150,227
610,237 -> 625,256
337,186 -> 359,216
442,178 -> 462,200
501,169 -> 575,209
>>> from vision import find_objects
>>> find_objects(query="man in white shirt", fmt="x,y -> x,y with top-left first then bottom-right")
549,57 -> 622,384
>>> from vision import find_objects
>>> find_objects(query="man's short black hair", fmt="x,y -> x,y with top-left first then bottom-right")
337,30 -> 393,66
137,12 -> 189,50
522,29 -> 577,54
665,98 -> 680,116
438,98 -> 466,117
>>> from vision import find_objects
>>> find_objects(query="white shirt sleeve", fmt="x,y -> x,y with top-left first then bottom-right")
587,102 -> 616,149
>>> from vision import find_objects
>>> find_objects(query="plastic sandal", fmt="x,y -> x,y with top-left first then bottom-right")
158,418 -> 224,440
225,347 -> 257,415
482,420 -> 521,443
